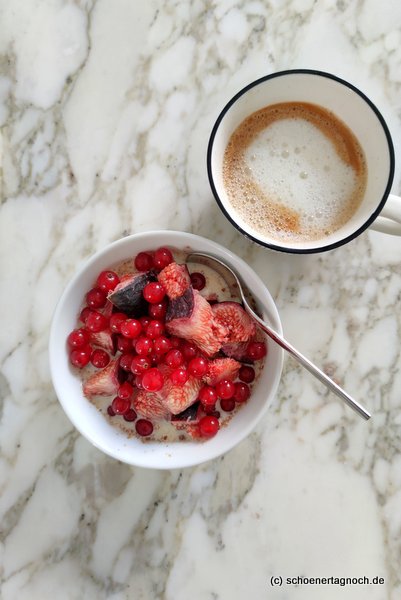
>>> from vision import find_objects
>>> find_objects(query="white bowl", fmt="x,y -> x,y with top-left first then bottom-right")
49,231 -> 284,469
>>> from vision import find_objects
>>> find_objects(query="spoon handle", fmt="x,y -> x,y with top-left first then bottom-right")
245,307 -> 371,421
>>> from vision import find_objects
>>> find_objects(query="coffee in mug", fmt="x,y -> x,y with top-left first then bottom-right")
222,101 -> 367,244
207,70 -> 401,253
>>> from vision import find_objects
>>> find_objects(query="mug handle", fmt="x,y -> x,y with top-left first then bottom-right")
370,194 -> 401,236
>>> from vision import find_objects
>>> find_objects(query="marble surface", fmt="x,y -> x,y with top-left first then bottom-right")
1,0 -> 401,598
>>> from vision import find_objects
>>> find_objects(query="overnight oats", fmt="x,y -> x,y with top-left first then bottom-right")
66,246 -> 267,441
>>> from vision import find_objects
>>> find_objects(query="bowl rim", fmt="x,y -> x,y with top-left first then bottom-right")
49,230 -> 284,468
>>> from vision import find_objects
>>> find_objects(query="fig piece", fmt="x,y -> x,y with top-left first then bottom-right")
166,290 -> 228,356
212,301 -> 256,343
108,271 -> 157,316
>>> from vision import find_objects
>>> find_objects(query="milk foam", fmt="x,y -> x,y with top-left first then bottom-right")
222,103 -> 367,243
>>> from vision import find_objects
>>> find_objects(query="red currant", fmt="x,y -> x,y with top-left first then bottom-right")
136,419 -> 153,436
199,415 -> 220,438
131,355 -> 151,375
148,299 -> 168,320
204,408 -> 221,418
120,318 -> 142,339
188,357 -> 208,378
239,365 -> 255,383
142,367 -> 164,392
153,246 -> 173,270
135,336 -> 153,356
233,381 -> 251,403
198,385 -> 218,407
67,328 -> 91,349
123,408 -> 137,422
220,397 -> 236,412
134,252 -> 154,271
117,381 -> 134,400
111,396 -> 131,415
85,310 -> 108,333
170,367 -> 188,386
190,272 -> 206,291
107,405 -> 116,416
96,270 -> 120,292
139,316 -> 151,330
116,335 -> 133,353
135,374 -> 144,389
146,319 -> 165,339
170,336 -> 182,349
149,352 -> 160,365
165,349 -> 184,368
91,349 -> 110,368
153,336 -> 172,356
215,379 -> 236,400
119,353 -> 134,371
143,282 -> 166,304
181,341 -> 198,360
79,306 -> 91,324
109,312 -> 127,333
70,345 -> 92,368
246,341 -> 267,361
86,287 -> 107,309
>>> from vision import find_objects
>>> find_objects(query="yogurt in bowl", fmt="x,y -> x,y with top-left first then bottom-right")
49,231 -> 284,469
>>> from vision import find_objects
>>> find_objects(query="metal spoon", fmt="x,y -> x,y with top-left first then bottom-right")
187,251 -> 371,421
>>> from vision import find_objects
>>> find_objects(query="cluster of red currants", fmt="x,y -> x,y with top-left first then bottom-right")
66,246 -> 266,438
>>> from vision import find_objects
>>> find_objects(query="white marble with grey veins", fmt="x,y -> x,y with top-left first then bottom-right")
1,0 -> 401,598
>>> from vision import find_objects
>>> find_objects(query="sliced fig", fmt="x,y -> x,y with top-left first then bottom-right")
83,359 -> 119,398
221,341 -> 249,361
102,299 -> 114,318
158,367 -> 202,415
90,329 -> 115,354
166,290 -> 228,356
212,301 -> 256,343
166,287 -> 194,321
171,401 -> 205,433
171,401 -> 202,423
204,357 -> 241,386
133,390 -> 170,420
108,271 -> 157,316
158,262 -> 191,299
